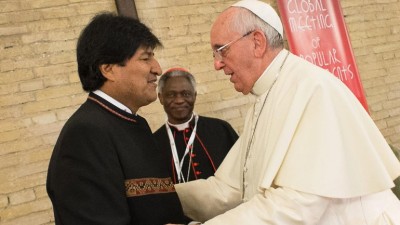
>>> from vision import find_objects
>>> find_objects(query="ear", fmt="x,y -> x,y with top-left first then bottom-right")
158,92 -> 164,105
99,64 -> 116,81
253,30 -> 268,58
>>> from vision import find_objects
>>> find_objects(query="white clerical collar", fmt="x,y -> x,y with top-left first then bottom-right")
167,113 -> 195,131
251,49 -> 289,96
93,90 -> 134,114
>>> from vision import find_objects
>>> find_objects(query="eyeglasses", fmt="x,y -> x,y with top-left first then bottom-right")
213,30 -> 254,61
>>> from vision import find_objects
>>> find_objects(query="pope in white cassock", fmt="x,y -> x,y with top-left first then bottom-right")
172,0 -> 400,224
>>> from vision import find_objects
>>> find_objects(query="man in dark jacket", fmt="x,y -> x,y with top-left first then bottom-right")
154,68 -> 238,184
46,13 -> 186,225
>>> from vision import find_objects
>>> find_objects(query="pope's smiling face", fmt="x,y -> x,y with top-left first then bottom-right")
210,8 -> 260,95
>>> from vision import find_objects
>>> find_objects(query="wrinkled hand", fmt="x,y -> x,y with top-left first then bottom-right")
165,222 -> 201,225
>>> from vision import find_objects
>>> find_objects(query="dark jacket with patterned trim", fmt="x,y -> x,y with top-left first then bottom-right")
47,92 -> 185,225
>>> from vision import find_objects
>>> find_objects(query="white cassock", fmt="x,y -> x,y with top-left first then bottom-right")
175,49 -> 400,225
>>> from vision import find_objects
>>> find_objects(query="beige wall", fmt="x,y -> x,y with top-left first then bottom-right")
0,0 -> 399,224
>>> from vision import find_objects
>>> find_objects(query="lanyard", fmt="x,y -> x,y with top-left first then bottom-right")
165,114 -> 199,183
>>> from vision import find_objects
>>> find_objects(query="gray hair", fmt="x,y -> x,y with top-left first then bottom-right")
229,7 -> 284,49
158,69 -> 197,93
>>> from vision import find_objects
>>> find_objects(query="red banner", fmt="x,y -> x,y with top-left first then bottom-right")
277,0 -> 369,112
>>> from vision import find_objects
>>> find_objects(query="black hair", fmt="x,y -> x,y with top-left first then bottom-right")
76,12 -> 162,91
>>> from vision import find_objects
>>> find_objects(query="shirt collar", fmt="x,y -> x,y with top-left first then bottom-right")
167,113 -> 195,131
93,90 -> 133,114
251,49 -> 289,96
